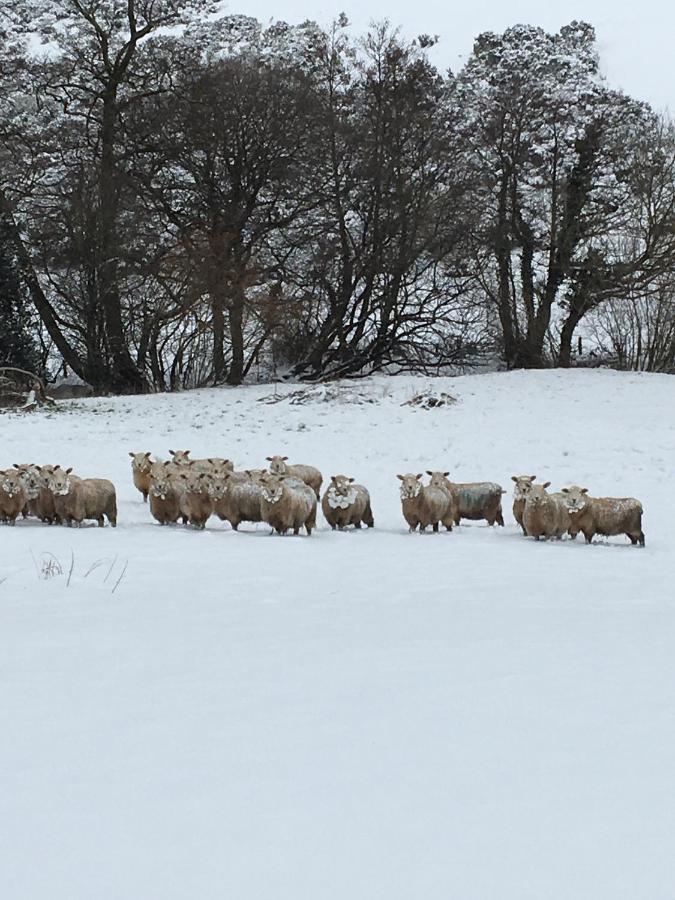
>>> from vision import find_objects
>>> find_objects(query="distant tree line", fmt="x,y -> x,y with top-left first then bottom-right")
1,3 -> 674,391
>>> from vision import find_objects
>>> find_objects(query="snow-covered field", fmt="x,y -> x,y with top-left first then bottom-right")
1,369 -> 674,899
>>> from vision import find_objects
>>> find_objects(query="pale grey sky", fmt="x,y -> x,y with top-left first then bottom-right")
235,0 -> 673,112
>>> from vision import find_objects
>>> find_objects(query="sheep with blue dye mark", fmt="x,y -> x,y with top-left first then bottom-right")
427,472 -> 504,527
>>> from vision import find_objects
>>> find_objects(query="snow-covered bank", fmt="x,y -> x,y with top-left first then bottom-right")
1,369 -> 674,899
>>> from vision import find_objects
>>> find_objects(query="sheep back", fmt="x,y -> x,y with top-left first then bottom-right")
570,495 -> 644,546
55,477 -> 117,527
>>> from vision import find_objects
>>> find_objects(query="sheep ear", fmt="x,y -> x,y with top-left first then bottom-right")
282,456 -> 288,461
265,456 -> 272,461
180,474 -> 187,480
348,477 -> 354,483
13,463 -> 20,469
396,474 -> 404,481
169,450 -> 175,455
208,458 -> 215,464
581,487 -> 589,494
145,452 -> 151,458
561,488 -> 569,493
66,467 -> 73,474
426,470 -> 433,476
129,452 -> 135,458
416,473 -> 423,480
443,472 -> 450,477
528,475 -> 536,481
543,481 -> 551,489
511,475 -> 518,482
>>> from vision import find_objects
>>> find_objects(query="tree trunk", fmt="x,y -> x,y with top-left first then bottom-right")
558,309 -> 585,367
495,174 -> 518,366
212,292 -> 226,384
227,284 -> 245,386
98,92 -> 147,393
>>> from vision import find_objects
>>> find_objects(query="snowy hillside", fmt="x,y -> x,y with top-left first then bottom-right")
1,369 -> 674,899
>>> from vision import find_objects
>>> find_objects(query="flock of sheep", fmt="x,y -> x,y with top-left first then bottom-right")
0,450 -> 645,546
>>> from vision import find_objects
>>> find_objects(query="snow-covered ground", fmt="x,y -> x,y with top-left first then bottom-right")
1,369 -> 674,899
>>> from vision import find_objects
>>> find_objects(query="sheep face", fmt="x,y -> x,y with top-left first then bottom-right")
150,464 -> 173,499
169,450 -> 191,464
260,474 -> 285,504
1,470 -> 24,498
14,464 -> 41,498
45,467 -> 74,496
327,475 -> 358,509
266,455 -> 289,476
37,465 -> 57,490
206,473 -> 229,500
329,475 -> 355,496
426,471 -> 451,491
560,485 -> 590,514
129,451 -> 153,472
525,482 -> 551,506
397,473 -> 423,500
511,474 -> 537,500
180,470 -> 210,494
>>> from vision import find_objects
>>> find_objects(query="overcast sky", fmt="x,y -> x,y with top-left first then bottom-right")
234,0 -> 672,112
